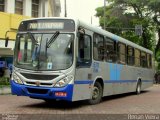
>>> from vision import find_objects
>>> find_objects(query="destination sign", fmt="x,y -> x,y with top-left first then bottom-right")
27,22 -> 64,30
18,19 -> 75,32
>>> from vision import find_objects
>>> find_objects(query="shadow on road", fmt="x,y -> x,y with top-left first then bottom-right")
20,100 -> 88,110
102,90 -> 149,102
20,90 -> 149,109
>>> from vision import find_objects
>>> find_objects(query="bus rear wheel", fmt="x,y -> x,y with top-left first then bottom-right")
88,82 -> 103,105
136,81 -> 141,94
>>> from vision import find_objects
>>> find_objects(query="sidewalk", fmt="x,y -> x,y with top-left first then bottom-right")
154,83 -> 160,86
0,86 -> 11,95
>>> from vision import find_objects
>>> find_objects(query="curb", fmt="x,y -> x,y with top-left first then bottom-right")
0,87 -> 11,95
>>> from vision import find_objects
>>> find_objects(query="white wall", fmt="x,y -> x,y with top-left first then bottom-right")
0,40 -> 15,50
39,0 -> 49,17
23,0 -> 32,16
5,0 -> 15,13
4,0 -> 60,17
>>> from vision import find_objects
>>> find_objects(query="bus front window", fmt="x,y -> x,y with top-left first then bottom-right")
14,33 -> 74,71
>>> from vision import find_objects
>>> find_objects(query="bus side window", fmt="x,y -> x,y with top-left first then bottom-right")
93,33 -> 104,61
141,52 -> 147,68
117,43 -> 126,64
147,54 -> 152,68
135,49 -> 140,67
127,46 -> 134,66
104,37 -> 117,63
77,34 -> 91,66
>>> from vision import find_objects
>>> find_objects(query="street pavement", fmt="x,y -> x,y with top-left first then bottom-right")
0,85 -> 160,120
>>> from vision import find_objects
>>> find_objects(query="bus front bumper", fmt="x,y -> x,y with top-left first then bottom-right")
10,80 -> 73,101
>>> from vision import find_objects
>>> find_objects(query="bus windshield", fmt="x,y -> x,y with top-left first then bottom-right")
14,33 -> 74,71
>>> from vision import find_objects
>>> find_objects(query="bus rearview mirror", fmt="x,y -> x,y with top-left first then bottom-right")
78,27 -> 85,34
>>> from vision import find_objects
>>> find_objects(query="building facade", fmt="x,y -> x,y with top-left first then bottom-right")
0,0 -> 61,49
0,0 -> 61,77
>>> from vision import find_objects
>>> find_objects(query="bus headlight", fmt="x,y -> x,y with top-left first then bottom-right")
54,75 -> 74,87
12,72 -> 23,84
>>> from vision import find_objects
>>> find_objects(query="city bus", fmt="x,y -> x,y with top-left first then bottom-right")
10,18 -> 154,104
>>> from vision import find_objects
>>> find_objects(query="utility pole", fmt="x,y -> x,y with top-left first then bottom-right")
91,16 -> 92,24
103,0 -> 106,30
64,0 -> 67,17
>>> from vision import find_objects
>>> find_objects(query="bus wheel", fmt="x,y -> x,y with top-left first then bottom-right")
88,82 -> 103,105
136,81 -> 141,94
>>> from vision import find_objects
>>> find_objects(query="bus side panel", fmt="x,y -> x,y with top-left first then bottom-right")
72,68 -> 92,101
119,65 -> 138,93
140,68 -> 154,90
120,65 -> 154,92
103,63 -> 154,97
91,61 -> 111,97
103,63 -> 137,96
102,62 -> 116,96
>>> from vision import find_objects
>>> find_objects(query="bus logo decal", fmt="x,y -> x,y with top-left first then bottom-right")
35,81 -> 40,86
92,62 -> 100,73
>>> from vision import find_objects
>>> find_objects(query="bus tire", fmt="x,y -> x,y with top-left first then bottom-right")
136,80 -> 141,94
88,82 -> 103,105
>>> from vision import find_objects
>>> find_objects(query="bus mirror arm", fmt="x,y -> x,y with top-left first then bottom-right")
27,32 -> 38,44
78,27 -> 85,35
5,37 -> 9,47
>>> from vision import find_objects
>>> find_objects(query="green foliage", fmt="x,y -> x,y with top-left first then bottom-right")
95,0 -> 157,51
0,77 -> 10,86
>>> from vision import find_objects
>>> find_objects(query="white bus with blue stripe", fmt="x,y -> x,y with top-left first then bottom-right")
10,18 -> 154,104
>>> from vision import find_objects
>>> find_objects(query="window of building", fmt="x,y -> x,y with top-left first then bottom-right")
104,37 -> 117,63
127,46 -> 134,65
135,49 -> 140,67
117,43 -> 126,64
15,0 -> 23,15
32,0 -> 39,17
0,0 -> 4,12
93,34 -> 104,61
141,51 -> 147,68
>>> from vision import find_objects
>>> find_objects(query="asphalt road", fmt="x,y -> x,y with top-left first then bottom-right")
0,85 -> 160,115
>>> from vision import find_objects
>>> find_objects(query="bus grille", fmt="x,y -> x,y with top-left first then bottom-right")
26,82 -> 53,86
27,88 -> 48,94
21,73 -> 59,80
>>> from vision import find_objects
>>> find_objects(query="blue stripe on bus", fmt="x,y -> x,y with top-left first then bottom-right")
142,80 -> 153,83
74,80 -> 153,84
104,80 -> 137,83
74,80 -> 93,84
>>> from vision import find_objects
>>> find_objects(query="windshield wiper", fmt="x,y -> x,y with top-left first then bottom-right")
47,31 -> 60,48
27,32 -> 38,45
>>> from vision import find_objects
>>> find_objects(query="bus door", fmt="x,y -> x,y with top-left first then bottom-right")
73,29 -> 93,101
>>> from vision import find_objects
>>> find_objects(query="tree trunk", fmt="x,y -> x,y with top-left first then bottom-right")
142,28 -> 149,49
155,28 -> 160,56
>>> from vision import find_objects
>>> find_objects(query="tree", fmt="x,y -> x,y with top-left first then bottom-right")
147,0 -> 160,56
95,0 -> 156,50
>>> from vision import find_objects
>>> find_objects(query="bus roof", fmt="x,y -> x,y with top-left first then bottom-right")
21,17 -> 153,54
77,20 -> 153,55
